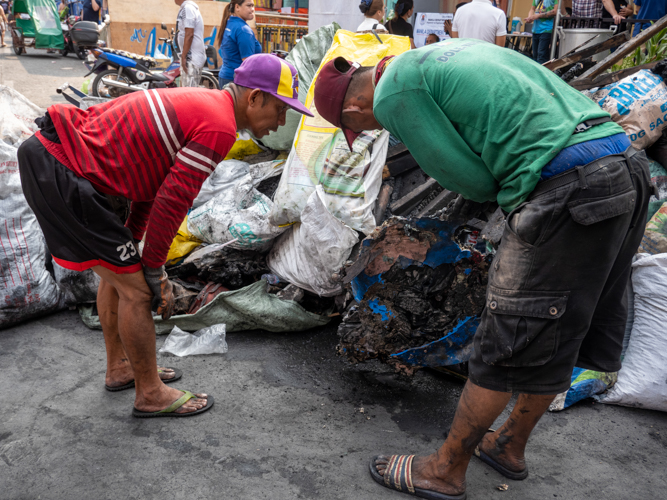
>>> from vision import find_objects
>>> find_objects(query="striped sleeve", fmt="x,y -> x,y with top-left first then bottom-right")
125,200 -> 153,242
141,131 -> 236,268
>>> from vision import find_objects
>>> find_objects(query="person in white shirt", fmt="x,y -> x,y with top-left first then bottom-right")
175,0 -> 207,87
357,0 -> 388,32
451,0 -> 507,47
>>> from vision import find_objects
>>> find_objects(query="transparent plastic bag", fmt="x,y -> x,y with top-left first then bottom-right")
158,324 -> 228,357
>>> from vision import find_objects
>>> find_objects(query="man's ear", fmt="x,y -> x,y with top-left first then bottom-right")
247,88 -> 263,108
341,106 -> 365,121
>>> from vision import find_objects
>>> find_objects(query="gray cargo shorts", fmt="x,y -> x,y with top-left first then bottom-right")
468,148 -> 652,395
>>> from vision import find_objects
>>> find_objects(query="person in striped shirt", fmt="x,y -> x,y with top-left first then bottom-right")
17,54 -> 313,418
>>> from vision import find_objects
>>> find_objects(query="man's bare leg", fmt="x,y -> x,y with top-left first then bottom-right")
93,265 -> 207,413
374,381 -> 553,496
97,277 -> 176,388
476,393 -> 556,474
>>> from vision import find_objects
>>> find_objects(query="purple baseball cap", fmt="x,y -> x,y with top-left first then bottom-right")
234,54 -> 314,117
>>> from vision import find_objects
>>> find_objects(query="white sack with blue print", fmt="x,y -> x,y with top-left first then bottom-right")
586,70 -> 667,150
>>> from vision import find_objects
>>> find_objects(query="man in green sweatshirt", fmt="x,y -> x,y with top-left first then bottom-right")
314,39 -> 652,499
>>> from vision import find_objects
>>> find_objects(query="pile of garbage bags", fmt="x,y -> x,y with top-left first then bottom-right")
0,86 -> 89,329
3,28 -> 667,416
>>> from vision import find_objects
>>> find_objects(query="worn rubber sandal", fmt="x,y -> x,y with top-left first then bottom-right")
369,455 -> 467,500
473,429 -> 529,481
132,390 -> 214,418
105,367 -> 183,392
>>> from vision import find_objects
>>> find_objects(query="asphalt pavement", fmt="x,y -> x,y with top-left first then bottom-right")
1,28 -> 667,500
0,31 -> 89,108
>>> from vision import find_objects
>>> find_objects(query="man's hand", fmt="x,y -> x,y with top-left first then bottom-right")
444,19 -> 452,35
613,13 -> 625,24
180,56 -> 187,74
619,6 -> 633,16
524,14 -> 538,22
143,266 -> 175,320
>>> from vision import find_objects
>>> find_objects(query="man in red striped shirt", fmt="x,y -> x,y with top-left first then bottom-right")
18,54 -> 313,418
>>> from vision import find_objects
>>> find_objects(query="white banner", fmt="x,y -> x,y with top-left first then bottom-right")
414,12 -> 453,47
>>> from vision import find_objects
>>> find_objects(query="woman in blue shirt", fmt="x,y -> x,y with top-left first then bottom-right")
215,0 -> 262,89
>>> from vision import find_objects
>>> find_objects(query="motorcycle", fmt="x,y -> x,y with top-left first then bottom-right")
62,14 -> 103,59
84,24 -> 218,98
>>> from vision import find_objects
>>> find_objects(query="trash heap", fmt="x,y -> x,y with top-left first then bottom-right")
3,23 -> 667,414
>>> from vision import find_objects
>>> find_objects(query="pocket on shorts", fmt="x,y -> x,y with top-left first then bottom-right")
567,190 -> 636,226
480,286 -> 569,367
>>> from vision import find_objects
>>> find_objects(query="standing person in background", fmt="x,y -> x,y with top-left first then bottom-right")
602,0 -> 631,30
444,2 -> 470,40
385,0 -> 416,49
175,0 -> 206,87
215,0 -> 262,90
525,0 -> 558,64
357,0 -> 388,32
571,0 -> 625,24
451,0 -> 507,46
0,4 -> 7,48
81,0 -> 100,22
631,0 -> 667,36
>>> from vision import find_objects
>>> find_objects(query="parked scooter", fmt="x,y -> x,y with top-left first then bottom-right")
84,24 -> 218,98
62,18 -> 106,59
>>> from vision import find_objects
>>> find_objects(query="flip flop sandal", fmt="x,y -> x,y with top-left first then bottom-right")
105,367 -> 183,392
132,390 -> 214,418
369,455 -> 467,500
473,429 -> 529,481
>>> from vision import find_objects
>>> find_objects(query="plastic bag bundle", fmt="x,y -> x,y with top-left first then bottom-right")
0,141 -> 67,329
549,367 -> 617,411
0,86 -> 69,329
598,253 -> 667,412
586,70 -> 667,150
159,324 -> 228,356
267,186 -> 359,297
639,202 -> 667,255
188,160 -> 287,252
0,85 -> 43,145
269,30 -> 410,234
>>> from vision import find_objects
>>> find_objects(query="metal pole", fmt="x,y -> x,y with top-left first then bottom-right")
549,5 -> 561,60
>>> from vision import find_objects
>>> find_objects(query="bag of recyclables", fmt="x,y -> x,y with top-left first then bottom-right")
269,30 -> 410,235
586,70 -> 667,150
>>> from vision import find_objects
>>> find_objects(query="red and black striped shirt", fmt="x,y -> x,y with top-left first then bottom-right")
36,88 -> 236,268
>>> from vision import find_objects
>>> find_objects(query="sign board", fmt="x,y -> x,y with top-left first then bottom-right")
413,12 -> 453,48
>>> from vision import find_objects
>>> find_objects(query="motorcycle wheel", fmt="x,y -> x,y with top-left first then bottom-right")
76,47 -> 87,60
198,74 -> 218,90
92,69 -> 133,99
13,44 -> 24,56
62,48 -> 69,57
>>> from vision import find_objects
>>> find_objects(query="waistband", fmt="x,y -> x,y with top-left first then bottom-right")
530,146 -> 638,200
541,132 -> 631,181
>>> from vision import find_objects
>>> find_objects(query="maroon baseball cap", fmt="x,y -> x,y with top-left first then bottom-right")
313,57 -> 362,150
235,53 -> 314,117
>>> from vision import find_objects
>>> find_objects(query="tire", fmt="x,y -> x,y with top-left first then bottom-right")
92,69 -> 133,99
13,44 -> 23,56
76,47 -> 87,60
198,73 -> 218,90
62,48 -> 69,57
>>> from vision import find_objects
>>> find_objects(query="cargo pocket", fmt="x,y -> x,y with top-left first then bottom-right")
480,286 -> 569,367
568,190 -> 635,226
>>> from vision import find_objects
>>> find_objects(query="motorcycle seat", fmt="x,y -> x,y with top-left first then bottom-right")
101,48 -> 157,68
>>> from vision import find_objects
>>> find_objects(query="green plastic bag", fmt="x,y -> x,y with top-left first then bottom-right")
78,280 -> 330,334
